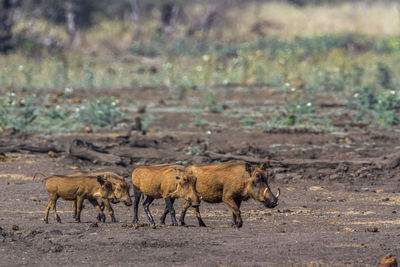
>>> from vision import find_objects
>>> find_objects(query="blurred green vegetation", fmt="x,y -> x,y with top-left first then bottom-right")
0,93 -> 125,132
1,1 -> 400,133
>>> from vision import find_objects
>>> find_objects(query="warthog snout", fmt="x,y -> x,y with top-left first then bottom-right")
264,200 -> 278,208
263,188 -> 280,209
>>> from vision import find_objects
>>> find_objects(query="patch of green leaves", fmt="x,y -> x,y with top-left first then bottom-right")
77,97 -> 124,128
0,94 -> 125,132
281,83 -> 315,126
202,90 -> 222,113
348,84 -> 400,127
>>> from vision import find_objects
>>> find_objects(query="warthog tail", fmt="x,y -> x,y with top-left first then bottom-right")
32,171 -> 49,181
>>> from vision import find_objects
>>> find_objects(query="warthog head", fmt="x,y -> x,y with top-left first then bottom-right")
108,178 -> 132,206
96,177 -> 118,203
245,163 -> 280,209
169,170 -> 201,207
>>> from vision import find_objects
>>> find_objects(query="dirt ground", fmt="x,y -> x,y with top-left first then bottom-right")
0,86 -> 399,266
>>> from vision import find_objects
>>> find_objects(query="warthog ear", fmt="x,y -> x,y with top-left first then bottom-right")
97,176 -> 105,185
245,162 -> 254,175
260,162 -> 269,171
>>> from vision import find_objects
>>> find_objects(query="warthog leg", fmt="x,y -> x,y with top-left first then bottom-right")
44,201 -> 51,223
165,197 -> 178,226
72,201 -> 86,219
143,196 -> 156,228
178,201 -> 190,226
223,197 -> 242,228
72,200 -> 77,219
231,199 -> 242,227
160,198 -> 176,225
44,194 -> 60,223
88,198 -> 106,222
194,206 -> 206,227
102,199 -> 116,222
75,197 -> 84,223
178,201 -> 206,227
132,187 -> 141,225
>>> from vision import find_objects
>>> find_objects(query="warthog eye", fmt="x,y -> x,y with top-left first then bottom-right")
176,176 -> 180,180
105,182 -> 112,190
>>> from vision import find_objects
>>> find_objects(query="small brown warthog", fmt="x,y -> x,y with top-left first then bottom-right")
131,164 -> 201,228
67,171 -> 132,222
174,162 -> 280,228
44,175 -> 116,223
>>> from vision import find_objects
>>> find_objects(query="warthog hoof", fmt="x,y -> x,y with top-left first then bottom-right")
231,222 -> 242,228
56,216 -> 62,223
199,221 -> 206,227
97,213 -> 106,222
151,223 -> 156,229
111,216 -> 117,223
179,221 -> 186,226
43,218 -> 48,224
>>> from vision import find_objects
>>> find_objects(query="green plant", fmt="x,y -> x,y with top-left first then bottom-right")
375,61 -> 392,89
21,65 -> 34,88
205,130 -> 211,150
77,97 -> 124,128
0,93 -> 38,131
53,61 -> 69,89
308,68 -> 345,92
281,83 -> 315,125
373,90 -> 400,127
130,41 -> 161,58
140,114 -> 153,133
186,146 -> 201,156
349,84 -> 400,127
347,63 -> 365,87
202,90 -> 222,113
348,84 -> 376,121
83,63 -> 94,89
192,111 -> 209,126
240,117 -> 256,127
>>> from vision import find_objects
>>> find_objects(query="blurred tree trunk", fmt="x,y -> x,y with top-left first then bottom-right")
160,2 -> 180,35
187,6 -> 221,39
0,0 -> 14,52
130,0 -> 140,40
65,1 -> 76,46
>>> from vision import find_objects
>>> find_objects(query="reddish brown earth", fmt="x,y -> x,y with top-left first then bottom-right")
0,87 -> 399,266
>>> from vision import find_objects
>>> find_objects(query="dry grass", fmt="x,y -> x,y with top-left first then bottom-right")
224,2 -> 400,39
11,2 -> 400,53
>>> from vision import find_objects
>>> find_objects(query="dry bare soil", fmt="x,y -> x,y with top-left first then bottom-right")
0,86 -> 399,266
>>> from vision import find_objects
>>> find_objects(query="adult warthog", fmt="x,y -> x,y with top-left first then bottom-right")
164,162 -> 280,228
131,164 -> 200,228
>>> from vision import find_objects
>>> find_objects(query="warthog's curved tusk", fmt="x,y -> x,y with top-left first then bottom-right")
263,187 -> 269,197
275,188 -> 280,198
